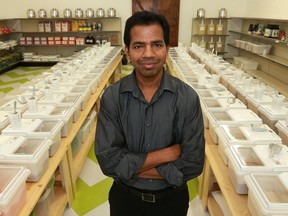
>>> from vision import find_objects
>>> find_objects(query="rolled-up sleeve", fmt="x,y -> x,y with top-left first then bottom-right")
95,87 -> 147,183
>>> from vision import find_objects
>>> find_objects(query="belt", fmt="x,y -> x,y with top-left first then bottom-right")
114,181 -> 187,203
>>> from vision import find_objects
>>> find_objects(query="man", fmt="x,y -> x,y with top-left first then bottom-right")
95,11 -> 205,216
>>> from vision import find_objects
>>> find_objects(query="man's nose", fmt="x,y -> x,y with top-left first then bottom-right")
143,46 -> 155,57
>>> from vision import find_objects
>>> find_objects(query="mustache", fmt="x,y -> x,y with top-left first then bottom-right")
140,59 -> 159,64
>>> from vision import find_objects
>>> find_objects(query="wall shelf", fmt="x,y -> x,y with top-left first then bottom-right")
227,17 -> 288,87
229,30 -> 288,46
191,17 -> 229,55
227,42 -> 288,67
0,17 -> 122,57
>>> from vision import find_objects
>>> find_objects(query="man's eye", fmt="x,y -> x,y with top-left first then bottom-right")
154,43 -> 163,48
133,45 -> 142,49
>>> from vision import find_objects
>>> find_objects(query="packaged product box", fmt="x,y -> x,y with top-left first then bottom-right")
55,40 -> 61,45
76,37 -> 84,45
40,37 -> 47,45
44,22 -> 52,32
54,21 -> 62,32
61,21 -> 71,32
68,40 -> 76,45
34,37 -> 40,45
38,22 -> 45,32
19,37 -> 26,45
62,40 -> 68,45
34,40 -> 41,45
47,37 -> 54,41
48,40 -> 55,45
62,37 -> 69,41
71,20 -> 79,32
26,37 -> 34,45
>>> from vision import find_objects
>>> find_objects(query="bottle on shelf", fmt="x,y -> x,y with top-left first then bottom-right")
215,19 -> 224,35
96,35 -> 101,45
199,36 -> 206,48
198,19 -> 206,35
207,36 -> 215,51
207,20 -> 215,35
215,37 -> 224,52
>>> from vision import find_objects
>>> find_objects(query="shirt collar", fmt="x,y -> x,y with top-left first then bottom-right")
119,68 -> 177,96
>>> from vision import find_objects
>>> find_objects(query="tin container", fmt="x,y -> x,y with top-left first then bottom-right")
75,8 -> 83,18
50,8 -> 59,18
38,9 -> 47,18
96,8 -> 105,17
197,8 -> 205,18
219,8 -> 227,18
85,8 -> 94,18
107,8 -> 116,17
27,9 -> 36,18
63,8 -> 72,18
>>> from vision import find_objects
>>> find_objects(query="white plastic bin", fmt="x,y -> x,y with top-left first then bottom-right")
233,56 -> 259,70
251,44 -> 271,55
275,120 -> 288,146
22,104 -> 75,137
258,104 -> 288,132
216,124 -> 282,165
245,172 -> 288,216
206,109 -> 263,143
0,166 -> 30,216
0,136 -> 51,182
226,144 -> 288,194
2,119 -> 63,156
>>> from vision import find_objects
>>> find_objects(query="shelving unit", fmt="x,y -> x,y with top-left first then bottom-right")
166,55 -> 252,216
227,42 -> 288,67
0,20 -> 22,73
16,53 -> 122,216
226,17 -> 288,97
191,17 -> 230,55
0,17 -> 122,59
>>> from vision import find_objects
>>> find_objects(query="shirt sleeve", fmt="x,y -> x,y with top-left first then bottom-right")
95,87 -> 147,183
157,88 -> 205,186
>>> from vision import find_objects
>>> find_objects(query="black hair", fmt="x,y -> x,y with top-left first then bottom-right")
123,11 -> 170,48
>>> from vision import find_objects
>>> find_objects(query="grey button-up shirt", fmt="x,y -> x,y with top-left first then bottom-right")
95,69 -> 205,190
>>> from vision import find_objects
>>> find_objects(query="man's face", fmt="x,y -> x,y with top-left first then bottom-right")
125,24 -> 169,79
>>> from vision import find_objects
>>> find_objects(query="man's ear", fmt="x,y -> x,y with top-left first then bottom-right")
124,46 -> 130,60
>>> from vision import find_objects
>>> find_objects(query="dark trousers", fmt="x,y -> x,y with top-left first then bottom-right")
109,181 -> 189,216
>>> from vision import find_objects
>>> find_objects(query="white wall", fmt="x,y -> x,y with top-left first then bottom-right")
1,0 -> 287,46
245,0 -> 288,20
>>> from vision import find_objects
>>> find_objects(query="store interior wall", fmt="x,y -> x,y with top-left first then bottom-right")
0,0 -> 287,46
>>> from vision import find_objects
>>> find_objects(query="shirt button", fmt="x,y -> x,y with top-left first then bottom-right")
146,143 -> 150,147
146,123 -> 150,127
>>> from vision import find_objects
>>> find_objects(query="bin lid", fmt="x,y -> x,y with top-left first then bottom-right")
216,124 -> 282,145
259,104 -> 288,120
208,109 -> 262,125
226,144 -> 288,171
